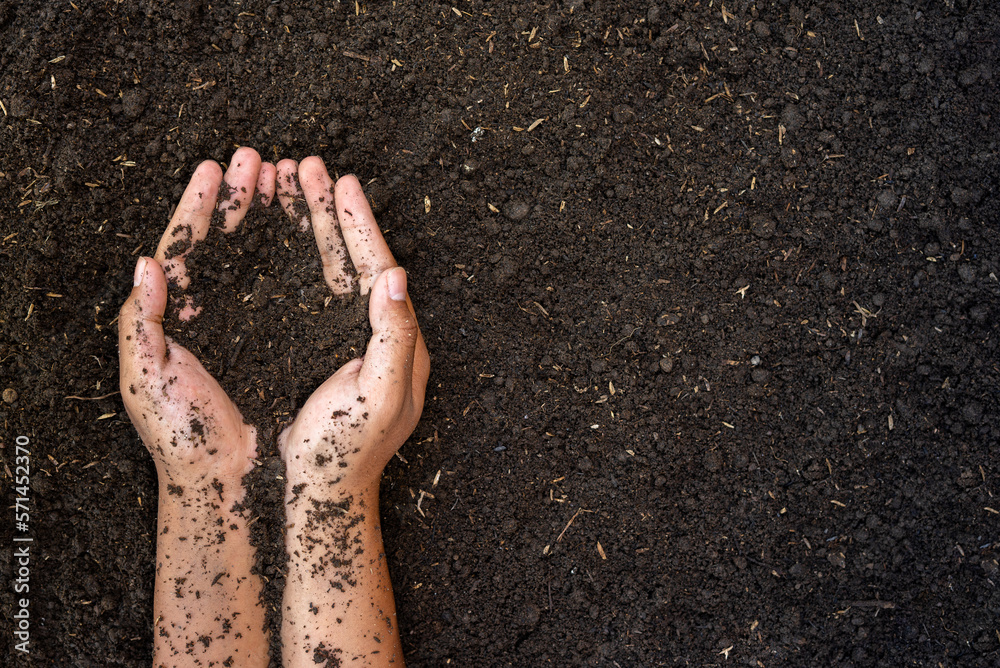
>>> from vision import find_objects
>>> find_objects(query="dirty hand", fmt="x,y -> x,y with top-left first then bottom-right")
118,147 -> 276,486
273,157 -> 430,493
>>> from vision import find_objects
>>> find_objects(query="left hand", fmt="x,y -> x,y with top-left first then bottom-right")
118,147 -> 277,487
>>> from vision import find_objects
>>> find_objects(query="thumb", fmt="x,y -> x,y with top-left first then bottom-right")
119,257 -> 169,384
358,267 -> 419,412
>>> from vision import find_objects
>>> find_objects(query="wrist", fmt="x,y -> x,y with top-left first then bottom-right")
156,469 -> 249,506
285,462 -> 382,494
150,429 -> 257,489
285,470 -> 380,508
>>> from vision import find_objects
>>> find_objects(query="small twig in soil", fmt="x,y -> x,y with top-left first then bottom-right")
343,50 -> 374,62
846,600 -> 895,609
416,489 -> 434,517
556,507 -> 594,543
608,326 -> 640,352
65,391 -> 121,401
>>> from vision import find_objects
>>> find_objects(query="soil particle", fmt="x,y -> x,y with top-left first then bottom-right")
503,200 -> 530,221
121,88 -> 150,118
780,104 -> 805,132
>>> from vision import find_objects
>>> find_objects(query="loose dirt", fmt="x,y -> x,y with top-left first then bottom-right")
1,1 -> 998,666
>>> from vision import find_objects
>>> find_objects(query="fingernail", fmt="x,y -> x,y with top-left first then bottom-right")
133,257 -> 148,286
388,267 -> 407,301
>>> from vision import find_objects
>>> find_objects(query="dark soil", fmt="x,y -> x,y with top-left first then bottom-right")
2,1 -> 999,666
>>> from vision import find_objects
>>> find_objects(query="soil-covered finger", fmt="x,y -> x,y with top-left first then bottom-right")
276,159 -> 310,232
215,147 -> 262,232
256,162 -> 277,207
335,175 -> 395,294
155,161 -> 223,289
300,158 -> 355,294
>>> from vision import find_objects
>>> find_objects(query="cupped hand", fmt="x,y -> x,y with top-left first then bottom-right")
274,157 -> 430,492
118,147 -> 277,486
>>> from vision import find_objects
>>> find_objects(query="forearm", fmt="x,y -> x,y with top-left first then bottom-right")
282,481 -> 402,667
153,477 -> 267,667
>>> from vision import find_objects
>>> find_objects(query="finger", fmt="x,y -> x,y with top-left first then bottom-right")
335,175 -> 396,295
256,162 -> 277,207
119,257 -> 169,392
276,159 -> 310,232
217,146 -> 262,232
358,268 -> 420,416
299,157 -> 355,294
154,160 -> 223,290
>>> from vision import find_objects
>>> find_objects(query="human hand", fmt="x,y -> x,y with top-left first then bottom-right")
119,147 -> 276,667
273,157 -> 430,494
118,147 -> 277,488
274,157 -> 429,667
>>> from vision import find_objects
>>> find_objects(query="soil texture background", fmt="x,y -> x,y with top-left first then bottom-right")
1,0 -> 999,666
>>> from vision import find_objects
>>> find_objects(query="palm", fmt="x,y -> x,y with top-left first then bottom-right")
280,359 -> 399,488
127,341 -> 256,482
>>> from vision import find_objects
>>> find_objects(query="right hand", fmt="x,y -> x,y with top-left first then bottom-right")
273,158 -> 431,493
